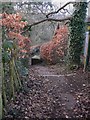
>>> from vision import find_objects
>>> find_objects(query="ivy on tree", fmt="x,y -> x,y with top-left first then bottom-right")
67,2 -> 87,68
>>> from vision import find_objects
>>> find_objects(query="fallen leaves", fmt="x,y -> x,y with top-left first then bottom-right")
5,65 -> 90,119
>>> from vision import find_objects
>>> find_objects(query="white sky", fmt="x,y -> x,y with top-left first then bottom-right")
51,0 -> 75,13
52,0 -> 75,5
52,0 -> 89,5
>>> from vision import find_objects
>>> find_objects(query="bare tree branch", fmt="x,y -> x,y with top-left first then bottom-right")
88,1 -> 90,4
20,1 -> 75,34
46,2 -> 75,18
19,1 -> 76,34
21,16 -> 71,34
62,8 -> 72,15
18,1 -> 74,18
30,17 -> 71,27
35,5 -> 46,16
21,1 -> 90,34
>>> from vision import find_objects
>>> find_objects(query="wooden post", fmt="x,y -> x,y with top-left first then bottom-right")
0,22 -> 2,120
83,31 -> 89,71
0,93 -> 2,120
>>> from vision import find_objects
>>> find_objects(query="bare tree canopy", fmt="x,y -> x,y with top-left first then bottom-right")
21,1 -> 74,33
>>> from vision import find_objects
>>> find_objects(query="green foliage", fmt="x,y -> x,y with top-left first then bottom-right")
2,51 -> 10,63
3,41 -> 14,51
67,2 -> 87,68
1,2 -> 30,118
2,41 -> 15,63
1,2 -> 15,14
16,60 -> 28,76
0,93 -> 2,120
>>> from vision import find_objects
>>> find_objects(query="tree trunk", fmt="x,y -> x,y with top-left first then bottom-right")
67,1 -> 87,68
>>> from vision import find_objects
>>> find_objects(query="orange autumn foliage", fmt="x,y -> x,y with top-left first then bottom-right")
0,12 -> 30,58
40,25 -> 68,64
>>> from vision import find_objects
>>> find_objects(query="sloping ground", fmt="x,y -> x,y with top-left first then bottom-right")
5,64 -> 90,119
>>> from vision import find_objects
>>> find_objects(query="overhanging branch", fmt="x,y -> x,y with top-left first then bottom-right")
20,1 -> 76,34
46,2 -> 75,18
21,16 -> 71,34
30,17 -> 71,27
18,1 -> 74,18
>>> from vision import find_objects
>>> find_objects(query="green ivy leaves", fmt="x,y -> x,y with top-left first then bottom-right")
2,41 -> 14,63
67,2 -> 87,67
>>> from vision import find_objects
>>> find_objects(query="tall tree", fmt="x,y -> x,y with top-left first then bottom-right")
67,1 -> 87,68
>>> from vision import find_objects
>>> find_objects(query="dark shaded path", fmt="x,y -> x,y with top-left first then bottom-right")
6,64 -> 90,119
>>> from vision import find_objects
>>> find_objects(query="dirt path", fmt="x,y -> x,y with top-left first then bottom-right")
6,64 -> 90,119
32,65 -> 76,110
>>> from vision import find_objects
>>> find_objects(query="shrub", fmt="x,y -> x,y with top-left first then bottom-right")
40,25 -> 68,64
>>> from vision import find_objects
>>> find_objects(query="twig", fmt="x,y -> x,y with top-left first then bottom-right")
46,2 -> 75,18
21,16 -> 71,34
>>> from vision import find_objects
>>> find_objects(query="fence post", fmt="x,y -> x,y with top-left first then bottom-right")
0,26 -> 2,120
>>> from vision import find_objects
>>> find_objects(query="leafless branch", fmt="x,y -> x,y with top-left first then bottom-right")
18,1 -> 74,17
88,1 -> 90,4
63,8 -> 72,15
46,2 -> 75,18
31,17 -> 71,26
35,5 -> 46,16
21,1 -> 90,34
21,16 -> 71,34
20,1 -> 75,34
20,1 -> 76,35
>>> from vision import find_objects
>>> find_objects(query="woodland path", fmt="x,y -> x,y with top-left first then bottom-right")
6,64 -> 90,119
